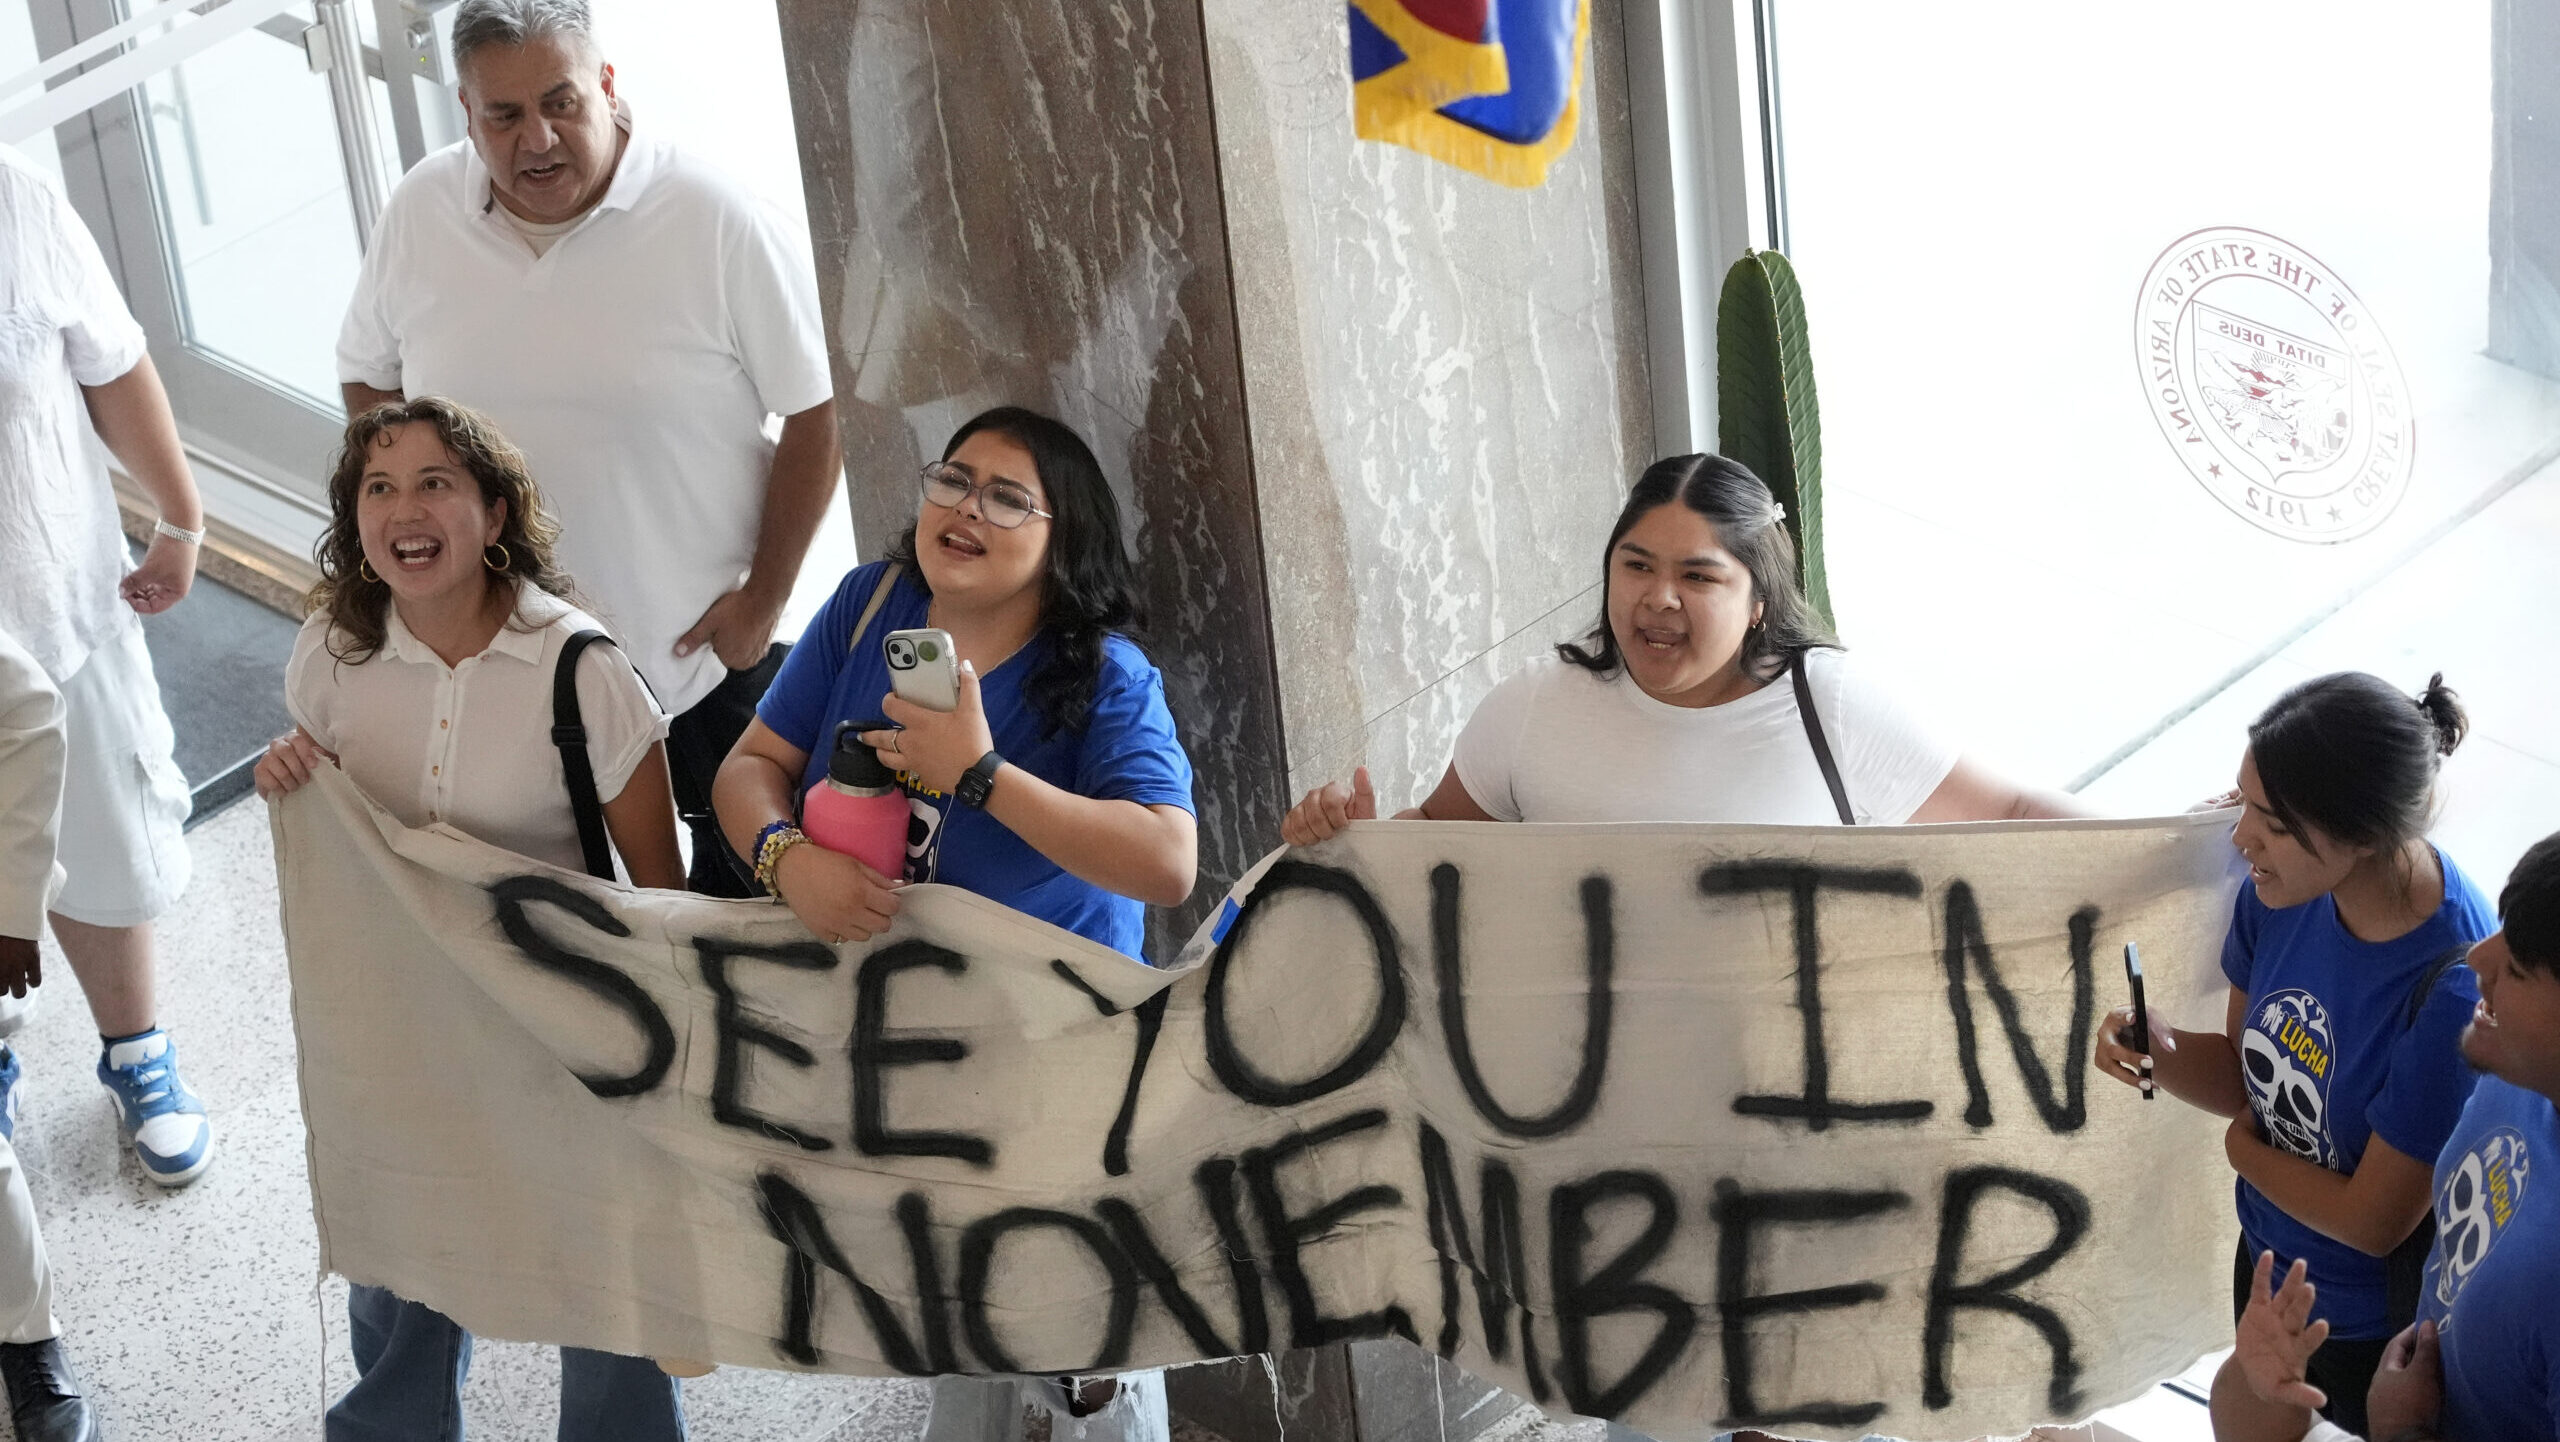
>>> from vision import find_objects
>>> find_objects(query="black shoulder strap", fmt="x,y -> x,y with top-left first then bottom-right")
554,629 -> 617,881
2401,945 -> 2468,1032
1790,652 -> 1856,826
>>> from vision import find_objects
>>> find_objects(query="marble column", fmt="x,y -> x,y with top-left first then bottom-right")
1193,3 -> 1655,1435
776,0 -> 1662,1429
776,0 -> 1287,952
1202,0 -> 1656,814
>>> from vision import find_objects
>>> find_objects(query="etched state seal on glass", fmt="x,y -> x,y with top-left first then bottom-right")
2135,227 -> 2413,543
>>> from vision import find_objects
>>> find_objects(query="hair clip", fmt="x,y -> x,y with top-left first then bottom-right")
1769,503 -> 1787,524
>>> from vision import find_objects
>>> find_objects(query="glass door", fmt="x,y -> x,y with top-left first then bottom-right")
25,0 -> 460,546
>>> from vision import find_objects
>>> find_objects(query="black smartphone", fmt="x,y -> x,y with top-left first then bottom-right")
2123,942 -> 2154,1099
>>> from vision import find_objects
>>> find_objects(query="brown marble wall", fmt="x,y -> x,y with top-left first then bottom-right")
776,0 -> 1285,952
777,0 -> 1652,948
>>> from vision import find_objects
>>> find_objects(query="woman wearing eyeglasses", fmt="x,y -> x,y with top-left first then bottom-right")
714,408 -> 1194,1440
712,406 -> 1196,962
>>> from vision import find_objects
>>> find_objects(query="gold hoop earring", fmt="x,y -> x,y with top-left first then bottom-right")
484,542 -> 511,573
358,558 -> 380,584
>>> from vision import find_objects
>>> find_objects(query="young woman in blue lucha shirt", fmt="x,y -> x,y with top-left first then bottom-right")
2096,672 -> 2491,1442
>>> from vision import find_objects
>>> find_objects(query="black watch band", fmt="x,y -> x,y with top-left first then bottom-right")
956,750 -> 1004,809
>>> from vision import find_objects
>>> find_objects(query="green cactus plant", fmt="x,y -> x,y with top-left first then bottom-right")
1716,248 -> 1831,630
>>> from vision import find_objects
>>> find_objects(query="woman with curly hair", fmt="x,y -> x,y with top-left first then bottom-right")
254,395 -> 686,1439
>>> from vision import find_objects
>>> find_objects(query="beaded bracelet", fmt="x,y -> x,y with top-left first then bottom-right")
750,818 -> 795,869
751,820 -> 806,900
755,828 -> 806,901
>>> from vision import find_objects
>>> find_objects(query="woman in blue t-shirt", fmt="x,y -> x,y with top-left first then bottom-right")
712,406 -> 1197,962
715,404 -> 1192,1441
2094,672 -> 2491,1441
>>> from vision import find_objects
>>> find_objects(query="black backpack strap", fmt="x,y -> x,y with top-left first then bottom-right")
1790,652 -> 1856,826
2401,945 -> 2468,1031
554,629 -> 617,881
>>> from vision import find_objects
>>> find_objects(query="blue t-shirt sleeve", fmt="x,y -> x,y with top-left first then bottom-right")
757,563 -> 876,755
1073,641 -> 1195,812
2366,958 -> 2485,1165
2221,883 -> 2265,991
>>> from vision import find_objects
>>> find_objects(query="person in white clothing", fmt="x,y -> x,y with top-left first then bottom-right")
256,396 -> 685,1439
1285,452 -> 2086,844
0,140 -> 213,1190
0,625 -> 100,1442
1283,453 -> 2086,1442
337,0 -> 838,898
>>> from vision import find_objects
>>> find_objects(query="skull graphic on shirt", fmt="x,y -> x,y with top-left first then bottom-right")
2241,989 -> 2336,1165
2430,1127 -> 2531,1313
903,790 -> 946,883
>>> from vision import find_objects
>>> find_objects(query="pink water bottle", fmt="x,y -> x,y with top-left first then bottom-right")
802,720 -> 908,880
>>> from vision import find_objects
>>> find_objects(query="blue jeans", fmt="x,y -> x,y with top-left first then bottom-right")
327,1284 -> 686,1442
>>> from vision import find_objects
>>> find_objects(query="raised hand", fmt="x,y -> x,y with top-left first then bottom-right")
2234,1252 -> 2329,1410
1281,765 -> 1378,847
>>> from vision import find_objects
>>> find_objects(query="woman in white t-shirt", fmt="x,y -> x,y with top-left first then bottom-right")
1284,453 -> 2083,842
1286,452 -> 2083,1442
253,397 -> 688,1441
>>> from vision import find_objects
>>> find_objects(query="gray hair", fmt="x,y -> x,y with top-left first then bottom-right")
450,0 -> 597,76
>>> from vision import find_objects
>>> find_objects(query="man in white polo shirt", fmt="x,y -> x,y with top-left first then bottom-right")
338,0 -> 837,896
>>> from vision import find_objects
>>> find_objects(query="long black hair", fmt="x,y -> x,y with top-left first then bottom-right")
2247,671 -> 2467,858
1559,453 -> 1837,682
886,406 -> 1141,737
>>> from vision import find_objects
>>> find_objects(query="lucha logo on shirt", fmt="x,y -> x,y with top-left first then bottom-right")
2242,989 -> 2336,1165
2134,228 -> 2412,544
2430,1126 -> 2532,1314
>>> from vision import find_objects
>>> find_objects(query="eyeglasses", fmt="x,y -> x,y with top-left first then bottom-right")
919,462 -> 1053,530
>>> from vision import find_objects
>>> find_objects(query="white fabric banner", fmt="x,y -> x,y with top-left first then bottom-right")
276,768 -> 2244,1441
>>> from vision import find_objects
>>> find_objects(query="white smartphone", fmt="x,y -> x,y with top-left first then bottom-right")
883,627 -> 960,712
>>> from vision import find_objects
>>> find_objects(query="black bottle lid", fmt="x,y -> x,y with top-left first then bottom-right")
829,718 -> 896,789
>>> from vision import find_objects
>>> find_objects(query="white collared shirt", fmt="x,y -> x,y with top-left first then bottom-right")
284,587 -> 669,873
0,143 -> 148,681
336,104 -> 832,713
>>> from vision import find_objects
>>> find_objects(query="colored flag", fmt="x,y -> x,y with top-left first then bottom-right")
1348,0 -> 1589,188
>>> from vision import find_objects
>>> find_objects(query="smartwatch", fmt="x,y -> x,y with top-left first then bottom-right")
955,750 -> 1004,809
